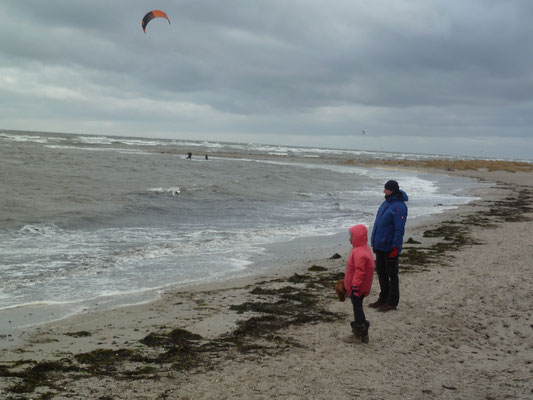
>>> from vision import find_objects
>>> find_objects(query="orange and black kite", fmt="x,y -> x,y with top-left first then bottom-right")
142,10 -> 171,33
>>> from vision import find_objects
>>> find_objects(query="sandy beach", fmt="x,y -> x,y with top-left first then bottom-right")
1,166 -> 532,399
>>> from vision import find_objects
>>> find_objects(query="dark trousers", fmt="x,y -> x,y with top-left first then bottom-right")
350,294 -> 366,325
375,250 -> 400,307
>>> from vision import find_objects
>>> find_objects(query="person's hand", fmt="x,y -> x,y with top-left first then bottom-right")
351,286 -> 360,297
388,247 -> 398,258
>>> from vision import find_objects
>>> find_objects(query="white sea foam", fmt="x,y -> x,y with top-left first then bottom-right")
76,135 -> 115,145
148,187 -> 181,196
44,145 -> 80,150
0,300 -> 71,312
18,223 -> 62,236
0,133 -> 48,143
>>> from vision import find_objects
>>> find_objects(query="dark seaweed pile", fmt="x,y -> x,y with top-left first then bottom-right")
0,266 -> 344,398
400,185 -> 532,272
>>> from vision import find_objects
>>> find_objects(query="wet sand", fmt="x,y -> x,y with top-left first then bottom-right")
0,168 -> 532,399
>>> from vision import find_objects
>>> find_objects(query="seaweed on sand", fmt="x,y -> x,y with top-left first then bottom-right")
64,331 -> 92,338
228,271 -> 344,336
399,185 -> 532,272
401,247 -> 431,266
1,360 -> 80,395
0,266 -> 345,397
308,265 -> 327,272
74,349 -> 139,369
139,328 -> 207,371
219,274 -> 342,353
250,286 -> 298,295
399,220 -> 481,270
480,189 -> 533,222
140,328 -> 203,348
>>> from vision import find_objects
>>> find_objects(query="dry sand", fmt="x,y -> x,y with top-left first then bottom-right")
1,169 -> 532,399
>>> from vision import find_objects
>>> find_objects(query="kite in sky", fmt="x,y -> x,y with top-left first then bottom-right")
142,10 -> 171,33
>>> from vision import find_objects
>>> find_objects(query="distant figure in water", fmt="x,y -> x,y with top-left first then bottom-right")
187,152 -> 192,159
205,154 -> 208,160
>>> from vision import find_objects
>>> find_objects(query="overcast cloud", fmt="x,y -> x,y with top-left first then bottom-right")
1,0 -> 532,158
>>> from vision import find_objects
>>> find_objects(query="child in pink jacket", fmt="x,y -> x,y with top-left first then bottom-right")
345,224 -> 375,343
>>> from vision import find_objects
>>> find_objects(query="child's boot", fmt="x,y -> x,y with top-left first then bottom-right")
361,320 -> 370,344
350,321 -> 364,340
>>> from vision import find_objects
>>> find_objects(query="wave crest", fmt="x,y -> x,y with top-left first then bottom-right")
148,187 -> 181,196
18,224 -> 61,236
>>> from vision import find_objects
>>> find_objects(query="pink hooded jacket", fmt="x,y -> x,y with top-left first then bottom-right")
345,224 -> 375,297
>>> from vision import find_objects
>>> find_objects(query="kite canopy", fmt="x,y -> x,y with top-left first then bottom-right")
142,10 -> 170,32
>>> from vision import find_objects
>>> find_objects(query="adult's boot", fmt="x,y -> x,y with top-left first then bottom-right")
368,300 -> 384,309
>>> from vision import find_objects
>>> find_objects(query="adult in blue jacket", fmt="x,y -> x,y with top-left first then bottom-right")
369,180 -> 408,312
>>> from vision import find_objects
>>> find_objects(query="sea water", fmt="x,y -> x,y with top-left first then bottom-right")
0,130 -> 487,337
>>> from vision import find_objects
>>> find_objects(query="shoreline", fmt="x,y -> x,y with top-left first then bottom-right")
1,167 -> 532,399
0,162 -> 482,349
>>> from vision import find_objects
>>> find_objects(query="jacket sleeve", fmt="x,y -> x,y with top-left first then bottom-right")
392,203 -> 408,253
351,252 -> 365,292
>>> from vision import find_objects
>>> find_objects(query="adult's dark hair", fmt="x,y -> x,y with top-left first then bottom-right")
384,180 -> 399,192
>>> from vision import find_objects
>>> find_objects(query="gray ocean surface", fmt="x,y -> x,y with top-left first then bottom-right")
0,130 -> 487,335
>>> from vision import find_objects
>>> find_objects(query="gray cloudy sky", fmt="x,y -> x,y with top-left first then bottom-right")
1,0 -> 532,158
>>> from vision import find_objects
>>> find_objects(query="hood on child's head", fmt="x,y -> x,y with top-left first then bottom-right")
349,224 -> 368,248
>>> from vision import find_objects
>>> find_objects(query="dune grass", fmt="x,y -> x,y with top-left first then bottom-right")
346,158 -> 533,173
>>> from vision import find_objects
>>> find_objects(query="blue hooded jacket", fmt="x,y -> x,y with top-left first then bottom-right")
371,190 -> 408,253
